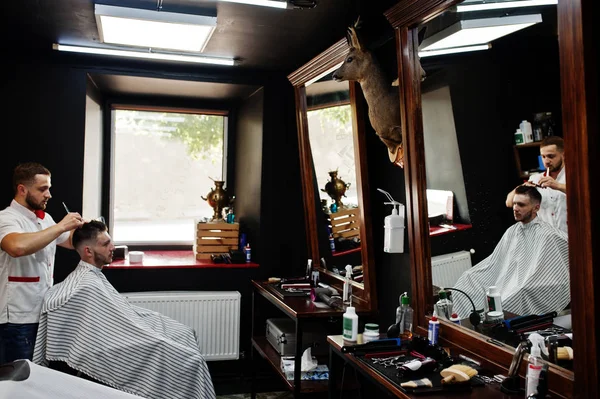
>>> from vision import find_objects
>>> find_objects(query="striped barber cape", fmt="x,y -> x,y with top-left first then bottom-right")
451,217 -> 570,319
33,261 -> 216,399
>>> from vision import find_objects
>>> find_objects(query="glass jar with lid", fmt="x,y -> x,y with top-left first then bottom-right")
363,323 -> 380,342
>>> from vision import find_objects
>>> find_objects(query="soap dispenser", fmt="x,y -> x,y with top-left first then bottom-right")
342,264 -> 353,305
377,188 -> 405,253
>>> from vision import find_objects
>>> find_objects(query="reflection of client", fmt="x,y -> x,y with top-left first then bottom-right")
506,136 -> 567,234
452,185 -> 569,319
33,221 -> 216,399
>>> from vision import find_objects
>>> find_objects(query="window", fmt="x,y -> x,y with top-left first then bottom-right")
109,107 -> 227,245
307,104 -> 358,207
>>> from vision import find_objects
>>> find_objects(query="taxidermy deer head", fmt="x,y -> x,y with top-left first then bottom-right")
332,18 -> 404,168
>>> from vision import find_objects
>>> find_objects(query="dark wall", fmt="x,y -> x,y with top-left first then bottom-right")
233,88 -> 264,260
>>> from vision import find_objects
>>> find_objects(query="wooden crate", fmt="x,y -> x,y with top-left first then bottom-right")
195,222 -> 240,260
329,207 -> 360,239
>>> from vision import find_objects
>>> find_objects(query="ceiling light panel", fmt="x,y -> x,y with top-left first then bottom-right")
53,44 -> 235,66
217,0 -> 288,8
457,0 -> 558,13
95,4 -> 217,52
419,44 -> 491,58
420,14 -> 542,51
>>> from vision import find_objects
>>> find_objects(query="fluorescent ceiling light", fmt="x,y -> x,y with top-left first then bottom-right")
457,0 -> 557,13
420,14 -> 542,51
217,0 -> 288,8
95,4 -> 217,52
305,62 -> 344,86
419,44 -> 491,58
52,44 -> 235,66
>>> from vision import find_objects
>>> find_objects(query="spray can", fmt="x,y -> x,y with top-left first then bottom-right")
428,316 -> 440,345
245,243 -> 251,263
329,234 -> 336,252
449,313 -> 461,325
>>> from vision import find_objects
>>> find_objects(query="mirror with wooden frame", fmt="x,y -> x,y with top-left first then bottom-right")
288,40 -> 377,310
384,0 -> 598,396
421,0 -> 573,374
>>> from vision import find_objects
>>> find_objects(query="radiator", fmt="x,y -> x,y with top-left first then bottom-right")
122,291 -> 241,361
431,250 -> 472,289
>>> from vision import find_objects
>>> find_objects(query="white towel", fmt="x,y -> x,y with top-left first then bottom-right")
0,360 -> 145,399
33,261 -> 216,399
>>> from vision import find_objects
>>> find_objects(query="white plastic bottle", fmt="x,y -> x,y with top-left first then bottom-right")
485,286 -> 503,313
520,120 -> 534,143
342,264 -> 353,305
526,333 -> 547,397
514,128 -> 524,144
342,306 -> 358,342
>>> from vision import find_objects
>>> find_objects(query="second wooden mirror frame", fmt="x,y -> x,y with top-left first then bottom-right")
288,40 -> 377,312
289,0 -> 598,396
386,0 -> 597,398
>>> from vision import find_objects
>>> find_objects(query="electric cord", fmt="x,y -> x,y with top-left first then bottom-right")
442,287 -> 481,327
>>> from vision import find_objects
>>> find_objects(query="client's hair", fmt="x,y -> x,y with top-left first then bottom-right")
73,220 -> 108,251
13,162 -> 51,193
541,135 -> 564,152
515,184 -> 542,205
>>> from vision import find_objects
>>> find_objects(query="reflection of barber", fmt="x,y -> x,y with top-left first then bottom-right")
506,136 -> 567,234
453,185 -> 570,319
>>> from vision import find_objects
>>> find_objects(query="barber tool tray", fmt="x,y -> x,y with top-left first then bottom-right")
266,318 -> 327,357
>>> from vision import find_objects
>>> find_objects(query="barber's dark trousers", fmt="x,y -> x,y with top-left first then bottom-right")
0,323 -> 39,364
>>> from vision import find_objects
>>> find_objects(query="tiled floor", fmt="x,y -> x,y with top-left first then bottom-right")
216,393 -> 293,399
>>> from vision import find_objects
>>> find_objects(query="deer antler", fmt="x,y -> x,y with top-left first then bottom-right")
347,16 -> 363,51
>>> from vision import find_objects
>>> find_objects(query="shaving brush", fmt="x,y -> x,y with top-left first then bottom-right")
440,364 -> 478,384
557,346 -> 573,360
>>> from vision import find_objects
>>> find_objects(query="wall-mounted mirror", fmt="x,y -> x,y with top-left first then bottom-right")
305,79 -> 366,282
386,0 -> 579,395
420,1 -> 573,367
288,40 -> 377,309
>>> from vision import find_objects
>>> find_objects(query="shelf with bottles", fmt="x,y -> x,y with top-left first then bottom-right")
513,142 -> 544,179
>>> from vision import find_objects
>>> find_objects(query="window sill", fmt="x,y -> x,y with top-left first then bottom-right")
429,223 -> 472,237
106,250 -> 259,269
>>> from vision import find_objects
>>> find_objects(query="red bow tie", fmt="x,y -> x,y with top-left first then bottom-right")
34,210 -> 46,220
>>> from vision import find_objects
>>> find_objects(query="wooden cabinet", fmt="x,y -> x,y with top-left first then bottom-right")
250,280 -> 370,398
512,142 -> 543,179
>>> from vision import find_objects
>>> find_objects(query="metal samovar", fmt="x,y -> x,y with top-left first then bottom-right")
202,180 -> 233,221
322,170 -> 350,208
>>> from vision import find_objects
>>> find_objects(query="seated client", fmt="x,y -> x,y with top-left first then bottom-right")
32,220 -> 216,399
452,185 -> 570,319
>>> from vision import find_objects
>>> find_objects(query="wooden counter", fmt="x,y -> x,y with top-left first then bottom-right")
328,334 -> 516,399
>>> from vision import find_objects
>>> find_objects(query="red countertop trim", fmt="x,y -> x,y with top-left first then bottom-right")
106,250 -> 259,269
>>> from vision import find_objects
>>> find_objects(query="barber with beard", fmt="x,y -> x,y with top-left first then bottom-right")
506,136 -> 567,234
0,162 -> 84,364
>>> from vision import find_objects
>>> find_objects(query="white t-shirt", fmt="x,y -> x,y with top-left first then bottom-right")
528,167 -> 567,234
0,200 -> 70,324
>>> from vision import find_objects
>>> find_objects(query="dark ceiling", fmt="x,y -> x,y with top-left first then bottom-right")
6,0 -> 399,72
88,72 -> 261,101
5,0 -> 399,100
